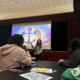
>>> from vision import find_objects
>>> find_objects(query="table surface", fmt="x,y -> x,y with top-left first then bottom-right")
0,61 -> 67,80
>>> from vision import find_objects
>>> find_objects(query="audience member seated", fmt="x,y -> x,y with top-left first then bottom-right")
58,38 -> 80,68
61,65 -> 80,80
0,34 -> 32,71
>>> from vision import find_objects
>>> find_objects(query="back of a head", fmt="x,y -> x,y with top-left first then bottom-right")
8,34 -> 24,47
70,38 -> 80,50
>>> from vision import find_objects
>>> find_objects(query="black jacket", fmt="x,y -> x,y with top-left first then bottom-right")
58,48 -> 80,68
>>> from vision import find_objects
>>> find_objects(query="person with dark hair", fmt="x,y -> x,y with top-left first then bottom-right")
8,34 -> 24,47
31,39 -> 43,61
58,38 -> 80,68
0,34 -> 32,71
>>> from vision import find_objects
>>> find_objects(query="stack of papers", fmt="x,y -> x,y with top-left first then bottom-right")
31,68 -> 53,73
20,72 -> 53,80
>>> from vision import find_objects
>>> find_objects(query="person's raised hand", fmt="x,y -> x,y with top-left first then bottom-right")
67,48 -> 73,55
22,45 -> 27,51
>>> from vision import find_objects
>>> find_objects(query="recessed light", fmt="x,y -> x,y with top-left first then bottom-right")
11,2 -> 14,4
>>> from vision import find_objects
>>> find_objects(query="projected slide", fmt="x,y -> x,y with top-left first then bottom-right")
12,22 -> 51,49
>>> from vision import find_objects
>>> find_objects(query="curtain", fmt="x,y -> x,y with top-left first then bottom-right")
68,18 -> 80,47
0,12 -> 80,49
30,51 -> 70,61
0,12 -> 73,25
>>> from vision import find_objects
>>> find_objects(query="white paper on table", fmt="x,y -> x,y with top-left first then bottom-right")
20,72 -> 53,80
30,68 -> 53,73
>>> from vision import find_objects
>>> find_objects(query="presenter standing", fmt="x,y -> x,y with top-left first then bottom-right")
31,39 -> 43,61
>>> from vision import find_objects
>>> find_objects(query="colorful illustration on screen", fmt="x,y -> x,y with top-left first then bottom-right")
12,24 -> 51,49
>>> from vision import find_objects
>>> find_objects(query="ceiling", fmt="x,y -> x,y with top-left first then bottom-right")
0,0 -> 73,14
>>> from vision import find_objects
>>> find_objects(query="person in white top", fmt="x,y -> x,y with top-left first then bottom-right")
31,39 -> 43,61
